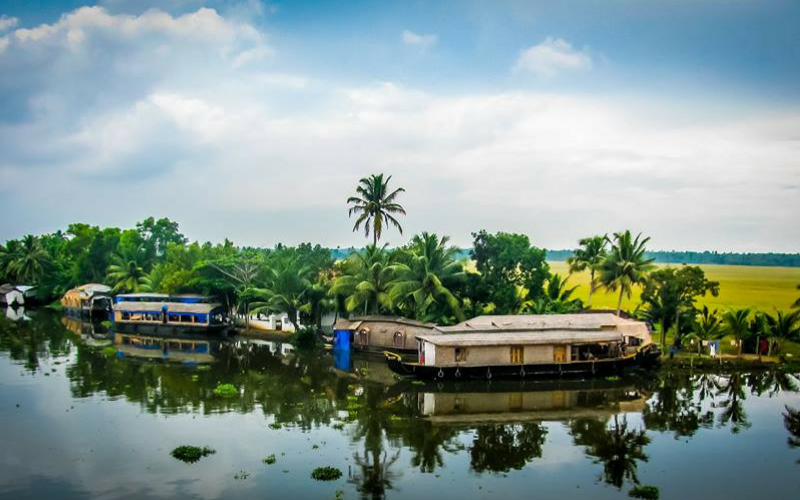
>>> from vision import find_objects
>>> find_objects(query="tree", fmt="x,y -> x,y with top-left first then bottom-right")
599,231 -> 655,317
640,266 -> 720,347
7,235 -> 51,284
250,256 -> 311,331
764,310 -> 800,356
390,232 -> 466,323
330,245 -> 397,315
685,306 -> 724,355
470,230 -> 549,314
136,217 -> 186,259
793,285 -> 800,309
722,308 -> 752,357
106,246 -> 152,293
567,235 -> 608,309
347,174 -> 406,245
523,273 -> 583,314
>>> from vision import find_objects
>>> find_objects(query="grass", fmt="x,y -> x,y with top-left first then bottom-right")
548,261 -> 800,313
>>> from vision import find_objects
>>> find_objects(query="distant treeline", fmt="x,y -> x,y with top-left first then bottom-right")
333,248 -> 800,267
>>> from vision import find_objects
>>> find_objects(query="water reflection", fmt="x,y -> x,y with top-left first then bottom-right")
2,310 -> 800,500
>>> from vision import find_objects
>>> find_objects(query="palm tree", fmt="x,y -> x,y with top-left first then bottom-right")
249,256 -> 312,331
722,308 -> 751,357
599,231 -> 655,316
793,284 -> 800,309
330,245 -> 397,315
106,246 -> 152,293
390,232 -> 466,323
567,235 -> 608,308
765,310 -> 800,357
7,235 -> 50,284
686,306 -> 724,355
347,174 -> 406,245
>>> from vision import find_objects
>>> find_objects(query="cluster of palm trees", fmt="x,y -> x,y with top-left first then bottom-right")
0,235 -> 51,285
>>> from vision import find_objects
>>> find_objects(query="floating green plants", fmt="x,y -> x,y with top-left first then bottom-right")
262,454 -> 277,465
311,467 -> 342,481
213,383 -> 238,397
170,445 -> 216,463
629,485 -> 659,500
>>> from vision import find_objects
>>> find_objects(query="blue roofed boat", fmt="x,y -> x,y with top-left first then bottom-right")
112,293 -> 232,334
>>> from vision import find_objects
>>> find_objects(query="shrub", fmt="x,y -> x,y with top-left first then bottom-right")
311,466 -> 342,481
292,326 -> 321,348
170,445 -> 216,463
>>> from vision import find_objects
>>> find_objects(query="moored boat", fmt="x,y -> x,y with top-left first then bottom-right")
61,284 -> 113,319
112,293 -> 231,334
385,313 -> 661,380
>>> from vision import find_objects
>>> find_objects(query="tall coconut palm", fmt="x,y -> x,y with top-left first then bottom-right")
599,231 -> 655,316
106,246 -> 152,293
765,310 -> 800,356
390,232 -> 466,323
347,174 -> 406,245
566,235 -> 608,309
8,235 -> 51,284
330,245 -> 397,315
722,308 -> 752,357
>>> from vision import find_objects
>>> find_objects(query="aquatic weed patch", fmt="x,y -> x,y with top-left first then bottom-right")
262,454 -> 277,464
311,466 -> 342,481
170,445 -> 216,463
629,485 -> 659,499
213,383 -> 238,397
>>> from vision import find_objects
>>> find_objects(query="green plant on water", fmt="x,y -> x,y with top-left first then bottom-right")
262,454 -> 277,465
234,470 -> 250,480
196,365 -> 211,371
170,445 -> 216,463
312,444 -> 320,450
629,485 -> 660,500
191,374 -> 199,382
101,346 -> 118,357
213,383 -> 238,397
100,320 -> 112,329
311,466 -> 342,481
605,375 -> 621,382
334,489 -> 345,500
268,422 -> 283,430
389,415 -> 403,421
411,380 -> 425,386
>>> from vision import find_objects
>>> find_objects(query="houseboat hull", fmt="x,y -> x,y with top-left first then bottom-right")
113,321 -> 232,336
385,344 -> 661,380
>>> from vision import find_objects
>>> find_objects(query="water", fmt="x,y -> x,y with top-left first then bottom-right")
1,310 -> 799,500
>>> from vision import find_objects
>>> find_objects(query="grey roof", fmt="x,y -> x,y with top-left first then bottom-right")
334,316 -> 436,330
434,313 -> 644,334
0,284 -> 18,294
114,301 -> 222,314
117,293 -> 170,299
417,330 -> 623,347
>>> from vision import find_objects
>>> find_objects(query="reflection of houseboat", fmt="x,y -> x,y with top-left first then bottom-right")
113,332 -> 217,364
113,294 -> 231,333
332,316 -> 436,353
61,316 -> 111,345
386,313 -> 660,380
61,284 -> 113,319
408,380 -> 649,425
3,305 -> 30,321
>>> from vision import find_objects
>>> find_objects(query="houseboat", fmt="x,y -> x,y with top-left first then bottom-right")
112,332 -> 217,365
385,313 -> 661,380
61,284 -> 113,319
1,284 -> 35,307
332,316 -> 436,354
112,293 -> 231,333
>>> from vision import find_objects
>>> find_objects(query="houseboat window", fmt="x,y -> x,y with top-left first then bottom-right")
122,312 -> 131,320
393,331 -> 405,348
510,346 -> 524,364
454,347 -> 467,362
180,315 -> 192,323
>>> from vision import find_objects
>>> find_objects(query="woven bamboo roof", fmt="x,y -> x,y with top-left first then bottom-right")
417,330 -> 623,346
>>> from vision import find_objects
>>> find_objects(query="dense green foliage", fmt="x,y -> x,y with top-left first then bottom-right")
170,445 -> 216,463
551,249 -> 800,268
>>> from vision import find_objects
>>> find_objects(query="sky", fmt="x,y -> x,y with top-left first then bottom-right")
0,0 -> 798,252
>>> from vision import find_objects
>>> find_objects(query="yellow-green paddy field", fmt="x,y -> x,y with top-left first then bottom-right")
547,261 -> 800,313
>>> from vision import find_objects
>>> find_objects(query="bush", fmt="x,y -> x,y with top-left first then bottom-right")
170,445 -> 216,463
292,326 -> 321,348
629,485 -> 660,500
311,466 -> 342,481
213,383 -> 238,397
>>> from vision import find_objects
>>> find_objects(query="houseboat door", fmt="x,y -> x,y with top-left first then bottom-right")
510,346 -> 524,364
553,346 -> 567,363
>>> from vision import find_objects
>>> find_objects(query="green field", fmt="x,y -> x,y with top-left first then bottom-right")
548,261 -> 800,313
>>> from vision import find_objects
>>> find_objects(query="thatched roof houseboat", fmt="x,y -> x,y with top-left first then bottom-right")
332,316 -> 436,353
61,284 -> 113,318
386,313 -> 660,380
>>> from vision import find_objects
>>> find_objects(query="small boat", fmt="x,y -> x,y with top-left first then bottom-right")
112,293 -> 231,333
385,313 -> 661,380
61,284 -> 113,319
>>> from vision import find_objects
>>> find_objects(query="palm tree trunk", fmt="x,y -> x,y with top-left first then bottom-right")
737,338 -> 742,357
661,316 -> 667,348
616,288 -> 624,317
587,270 -> 594,309
674,308 -> 680,346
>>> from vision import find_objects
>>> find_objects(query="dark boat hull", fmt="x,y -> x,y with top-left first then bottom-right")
113,322 -> 232,336
386,345 -> 661,380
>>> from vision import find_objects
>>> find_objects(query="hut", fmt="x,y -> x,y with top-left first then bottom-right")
0,284 -> 25,307
332,316 -> 437,353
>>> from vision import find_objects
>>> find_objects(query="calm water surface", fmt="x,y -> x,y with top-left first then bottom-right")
1,310 -> 799,500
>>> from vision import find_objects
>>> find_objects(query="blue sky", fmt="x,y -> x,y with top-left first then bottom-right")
0,0 -> 798,251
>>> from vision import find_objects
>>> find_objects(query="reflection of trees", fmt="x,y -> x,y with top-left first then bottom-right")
746,370 -> 799,398
404,420 -> 462,473
0,312 -> 72,372
570,416 -> 649,488
714,373 -> 751,434
785,406 -> 800,463
469,423 -> 547,473
642,370 -> 713,438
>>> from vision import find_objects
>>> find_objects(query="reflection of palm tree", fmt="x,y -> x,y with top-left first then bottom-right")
350,449 -> 401,500
470,423 -> 547,473
784,406 -> 800,463
643,370 -> 711,437
570,416 -> 650,488
405,421 -> 462,473
714,373 -> 751,433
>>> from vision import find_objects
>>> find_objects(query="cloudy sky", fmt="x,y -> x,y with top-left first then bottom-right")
0,0 -> 798,252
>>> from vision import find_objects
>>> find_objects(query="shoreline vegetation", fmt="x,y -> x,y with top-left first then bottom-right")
1,174 -> 799,367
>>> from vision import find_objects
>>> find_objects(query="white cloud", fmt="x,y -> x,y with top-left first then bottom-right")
0,15 -> 18,32
514,37 -> 592,77
402,29 -> 437,49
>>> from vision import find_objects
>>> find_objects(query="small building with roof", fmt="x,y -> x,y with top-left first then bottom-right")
332,316 -> 437,353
